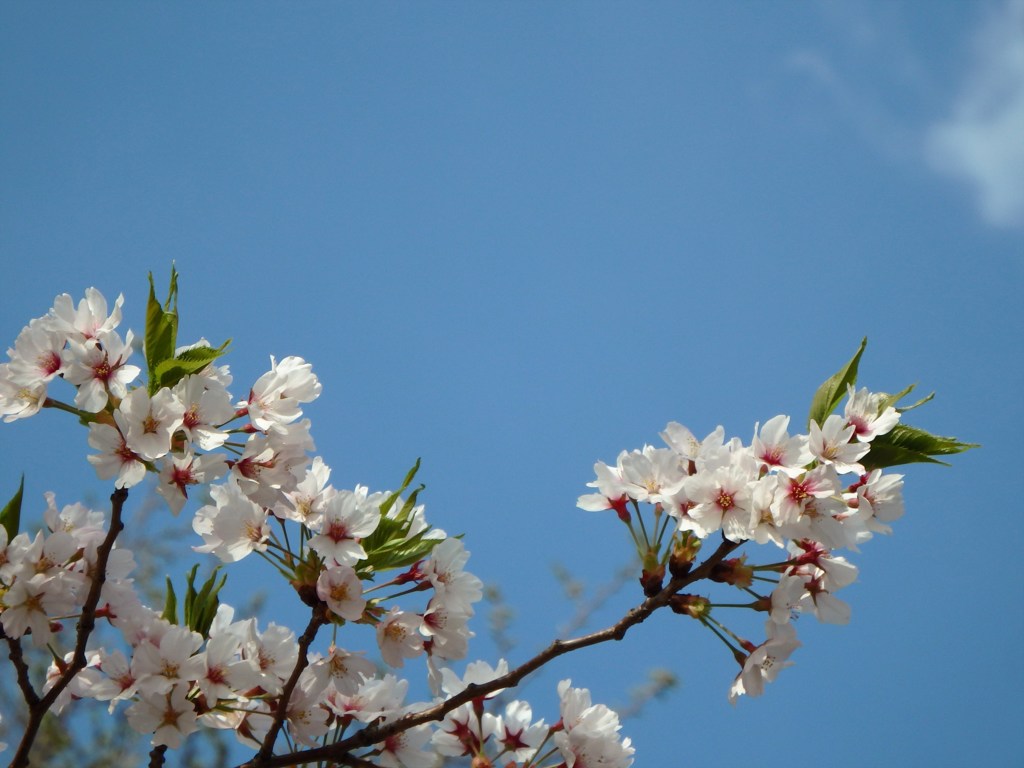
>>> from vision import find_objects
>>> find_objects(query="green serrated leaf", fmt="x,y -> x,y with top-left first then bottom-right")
398,484 -> 425,520
363,530 -> 443,573
0,474 -> 24,540
895,391 -> 935,414
863,423 -> 979,470
145,267 -> 180,395
809,338 -> 867,429
153,339 -> 231,391
876,384 -> 917,413
380,459 -> 421,516
876,384 -> 936,414
163,576 -> 179,625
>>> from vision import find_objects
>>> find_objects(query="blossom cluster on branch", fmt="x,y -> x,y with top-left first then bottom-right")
0,270 -> 974,768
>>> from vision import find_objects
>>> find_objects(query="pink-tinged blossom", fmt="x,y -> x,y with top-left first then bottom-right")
438,658 -> 510,699
616,445 -> 687,506
120,387 -> 185,461
242,355 -> 321,431
495,700 -> 548,762
1,572 -> 75,645
17,530 -> 78,580
327,673 -> 409,724
771,465 -> 840,526
800,572 -> 852,624
779,493 -> 852,551
243,622 -> 298,696
283,669 -> 331,747
48,288 -> 124,343
192,479 -> 270,563
0,364 -> 47,421
196,631 -> 262,704
728,621 -> 801,703
421,538 -> 482,614
809,414 -> 870,474
0,531 -> 33,583
87,416 -> 147,489
125,685 -> 199,749
660,421 -> 703,460
173,374 -> 235,450
747,476 -> 785,547
312,645 -> 375,697
431,702 -> 495,758
751,415 -> 812,477
317,564 -> 366,622
850,470 -> 905,535
130,624 -> 205,695
43,492 -> 106,549
684,462 -> 756,541
378,721 -> 438,768
281,456 -> 335,526
421,598 -> 473,661
844,385 -> 900,442
577,460 -> 631,519
62,330 -> 140,413
769,574 -> 808,625
376,608 -> 424,668
156,449 -> 228,516
6,317 -> 66,386
555,679 -> 634,768
307,486 -> 382,567
85,649 -> 141,711
230,420 -> 313,508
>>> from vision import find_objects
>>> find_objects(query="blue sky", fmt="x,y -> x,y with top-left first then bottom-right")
1,2 -> 1022,766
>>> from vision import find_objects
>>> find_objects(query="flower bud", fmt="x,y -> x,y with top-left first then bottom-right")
709,555 -> 753,589
669,531 -> 702,578
669,593 -> 710,619
639,564 -> 665,597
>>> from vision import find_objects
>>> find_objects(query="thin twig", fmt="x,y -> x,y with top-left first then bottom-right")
9,486 -> 128,768
234,537 -> 741,768
251,606 -> 328,766
1,628 -> 39,708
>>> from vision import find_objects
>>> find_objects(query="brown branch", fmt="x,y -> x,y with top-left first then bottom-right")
250,606 -> 329,766
333,754 -> 385,768
2,628 -> 39,708
234,537 -> 741,768
148,744 -> 168,768
9,486 -> 128,768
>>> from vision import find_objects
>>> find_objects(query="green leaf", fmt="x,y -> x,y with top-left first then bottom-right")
183,563 -> 200,628
162,577 -> 179,625
876,384 -> 935,414
153,339 -> 231,391
809,338 -> 867,428
358,460 -> 445,575
190,567 -> 227,638
863,424 -> 979,470
379,458 -> 421,517
361,529 -> 442,574
173,564 -> 227,638
0,474 -> 24,540
145,267 -> 180,395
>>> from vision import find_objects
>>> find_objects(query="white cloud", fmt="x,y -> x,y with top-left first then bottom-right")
926,0 -> 1024,229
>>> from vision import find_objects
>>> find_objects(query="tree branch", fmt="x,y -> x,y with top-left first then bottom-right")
2,629 -> 39,708
9,486 -> 128,768
250,605 -> 328,766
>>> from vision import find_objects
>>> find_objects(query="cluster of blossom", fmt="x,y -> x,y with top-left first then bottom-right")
578,395 -> 905,702
430,663 -> 634,767
0,284 -> 636,767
